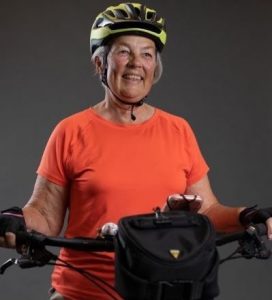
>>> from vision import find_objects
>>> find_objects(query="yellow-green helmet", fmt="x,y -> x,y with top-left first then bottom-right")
90,2 -> 167,54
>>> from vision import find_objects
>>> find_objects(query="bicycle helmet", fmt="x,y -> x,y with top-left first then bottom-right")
90,2 -> 167,54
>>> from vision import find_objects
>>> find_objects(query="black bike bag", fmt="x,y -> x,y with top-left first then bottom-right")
115,210 -> 219,300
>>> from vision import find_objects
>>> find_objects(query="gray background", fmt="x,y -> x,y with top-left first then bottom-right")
0,0 -> 271,299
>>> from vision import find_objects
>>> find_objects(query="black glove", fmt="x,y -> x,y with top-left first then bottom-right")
0,207 -> 26,236
239,205 -> 272,227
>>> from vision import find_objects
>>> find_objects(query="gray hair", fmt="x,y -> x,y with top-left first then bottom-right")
91,45 -> 163,84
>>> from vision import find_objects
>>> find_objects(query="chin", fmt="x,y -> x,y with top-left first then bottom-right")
120,89 -> 147,100
121,95 -> 144,102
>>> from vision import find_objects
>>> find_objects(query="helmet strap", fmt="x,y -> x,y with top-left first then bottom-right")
101,66 -> 146,121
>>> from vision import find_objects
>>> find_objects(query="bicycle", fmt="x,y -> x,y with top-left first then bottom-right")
0,211 -> 271,300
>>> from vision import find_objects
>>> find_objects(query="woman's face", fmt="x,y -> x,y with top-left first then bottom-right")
106,35 -> 157,102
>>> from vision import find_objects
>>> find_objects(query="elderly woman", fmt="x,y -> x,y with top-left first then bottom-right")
0,3 -> 271,300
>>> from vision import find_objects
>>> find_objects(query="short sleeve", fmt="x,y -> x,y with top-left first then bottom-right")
37,120 -> 71,186
183,120 -> 209,186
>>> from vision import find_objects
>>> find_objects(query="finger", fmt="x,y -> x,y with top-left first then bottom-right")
161,203 -> 169,212
183,195 -> 202,202
0,236 -> 8,247
167,194 -> 185,210
168,194 -> 184,201
4,232 -> 16,248
189,201 -> 202,212
266,217 -> 272,240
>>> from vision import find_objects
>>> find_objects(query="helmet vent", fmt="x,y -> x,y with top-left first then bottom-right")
115,9 -> 129,19
93,17 -> 104,29
134,7 -> 141,18
105,10 -> 115,18
147,11 -> 156,21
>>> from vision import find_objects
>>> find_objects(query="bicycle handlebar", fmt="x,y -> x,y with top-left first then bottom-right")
16,231 -> 115,252
14,223 -> 268,252
215,223 -> 267,246
0,223 -> 270,277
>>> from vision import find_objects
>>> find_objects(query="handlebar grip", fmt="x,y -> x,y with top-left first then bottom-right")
16,231 -> 46,249
247,223 -> 267,236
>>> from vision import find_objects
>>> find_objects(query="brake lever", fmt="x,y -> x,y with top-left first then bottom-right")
15,255 -> 51,268
0,248 -> 56,274
0,253 -> 53,275
1,232 -> 57,275
0,258 -> 16,274
238,225 -> 271,259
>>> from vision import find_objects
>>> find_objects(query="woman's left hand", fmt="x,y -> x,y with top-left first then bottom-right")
239,206 -> 272,239
162,194 -> 203,213
266,217 -> 272,240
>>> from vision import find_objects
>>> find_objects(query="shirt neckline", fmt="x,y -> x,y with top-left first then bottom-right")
87,107 -> 160,129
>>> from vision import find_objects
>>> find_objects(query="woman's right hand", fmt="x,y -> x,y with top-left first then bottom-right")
0,232 -> 16,248
0,207 -> 26,248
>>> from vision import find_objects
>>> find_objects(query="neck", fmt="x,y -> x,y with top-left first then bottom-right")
106,96 -> 144,123
92,98 -> 154,125
106,87 -> 146,121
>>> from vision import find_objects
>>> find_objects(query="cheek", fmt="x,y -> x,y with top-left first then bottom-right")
107,60 -> 125,78
144,60 -> 156,75
146,65 -> 156,80
106,65 -> 118,83
110,55 -> 127,69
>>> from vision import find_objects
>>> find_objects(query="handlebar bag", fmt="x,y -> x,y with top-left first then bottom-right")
115,211 -> 219,300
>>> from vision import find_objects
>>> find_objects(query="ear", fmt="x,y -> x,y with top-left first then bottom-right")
94,56 -> 103,75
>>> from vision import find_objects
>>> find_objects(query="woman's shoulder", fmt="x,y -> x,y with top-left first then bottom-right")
155,108 -> 200,143
156,108 -> 191,130
55,108 -> 92,130
45,109 -> 94,141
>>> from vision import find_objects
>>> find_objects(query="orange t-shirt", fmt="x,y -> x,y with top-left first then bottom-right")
37,108 -> 209,299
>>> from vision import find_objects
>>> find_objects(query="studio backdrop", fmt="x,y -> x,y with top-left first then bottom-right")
0,1 -> 271,299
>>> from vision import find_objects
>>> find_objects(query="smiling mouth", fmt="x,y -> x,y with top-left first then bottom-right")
122,74 -> 143,81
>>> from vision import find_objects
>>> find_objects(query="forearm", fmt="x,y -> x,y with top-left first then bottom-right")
203,203 -> 245,233
21,175 -> 68,236
22,205 -> 54,236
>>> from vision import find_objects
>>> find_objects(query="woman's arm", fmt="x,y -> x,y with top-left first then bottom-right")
185,175 -> 244,232
0,175 -> 68,248
23,175 -> 68,236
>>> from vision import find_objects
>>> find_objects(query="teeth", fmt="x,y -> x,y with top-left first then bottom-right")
123,74 -> 142,80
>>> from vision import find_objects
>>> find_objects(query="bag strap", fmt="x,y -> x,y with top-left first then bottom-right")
129,214 -> 201,230
116,258 -> 204,300
150,280 -> 204,300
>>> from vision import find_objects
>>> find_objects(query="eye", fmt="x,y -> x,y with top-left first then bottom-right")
118,49 -> 130,55
143,52 -> 153,59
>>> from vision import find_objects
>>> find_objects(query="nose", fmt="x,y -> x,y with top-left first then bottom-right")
127,53 -> 142,68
